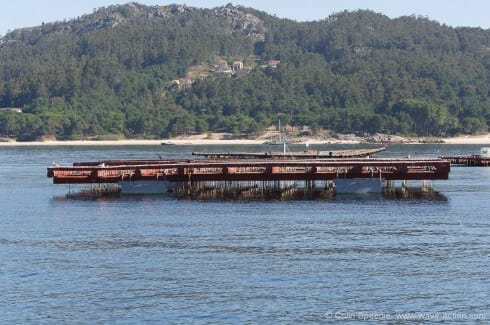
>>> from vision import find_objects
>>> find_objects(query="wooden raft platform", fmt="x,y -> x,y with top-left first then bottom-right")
47,158 -> 450,184
192,147 -> 386,159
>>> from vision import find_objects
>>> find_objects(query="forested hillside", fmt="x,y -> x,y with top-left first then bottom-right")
0,2 -> 489,139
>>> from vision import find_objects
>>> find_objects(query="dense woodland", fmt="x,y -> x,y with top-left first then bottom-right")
0,3 -> 489,139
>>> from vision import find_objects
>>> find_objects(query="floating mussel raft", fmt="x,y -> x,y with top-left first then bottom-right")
48,156 -> 450,200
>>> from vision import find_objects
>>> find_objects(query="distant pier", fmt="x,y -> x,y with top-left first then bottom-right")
441,147 -> 490,167
440,155 -> 490,167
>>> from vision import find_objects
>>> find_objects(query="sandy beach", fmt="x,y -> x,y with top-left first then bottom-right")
441,134 -> 490,144
1,133 -> 489,146
0,138 -> 265,146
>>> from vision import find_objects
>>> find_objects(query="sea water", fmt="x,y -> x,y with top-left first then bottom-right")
0,144 -> 489,323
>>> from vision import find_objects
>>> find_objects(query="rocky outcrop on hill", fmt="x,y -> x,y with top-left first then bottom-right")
1,2 -> 265,45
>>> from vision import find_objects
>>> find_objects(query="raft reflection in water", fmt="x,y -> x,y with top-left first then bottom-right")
64,178 -> 446,201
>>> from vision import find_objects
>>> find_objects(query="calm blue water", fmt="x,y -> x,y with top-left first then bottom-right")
1,144 -> 489,323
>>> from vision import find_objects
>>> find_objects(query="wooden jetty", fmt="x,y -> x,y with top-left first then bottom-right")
192,147 -> 386,160
47,157 -> 450,199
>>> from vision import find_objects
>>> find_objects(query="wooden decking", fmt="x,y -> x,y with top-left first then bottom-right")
48,157 -> 450,184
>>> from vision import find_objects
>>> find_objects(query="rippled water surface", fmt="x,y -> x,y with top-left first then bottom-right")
1,144 -> 489,323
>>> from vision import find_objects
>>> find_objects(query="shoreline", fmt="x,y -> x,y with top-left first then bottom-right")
0,139 -> 265,146
1,133 -> 489,146
440,134 -> 490,144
